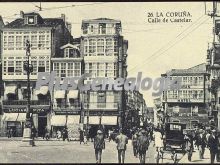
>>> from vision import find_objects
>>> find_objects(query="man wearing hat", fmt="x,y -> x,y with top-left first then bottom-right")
208,129 -> 218,163
115,129 -> 128,163
137,129 -> 149,163
195,129 -> 206,159
94,130 -> 105,163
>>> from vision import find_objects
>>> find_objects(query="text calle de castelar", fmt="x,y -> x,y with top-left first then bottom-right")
147,11 -> 192,23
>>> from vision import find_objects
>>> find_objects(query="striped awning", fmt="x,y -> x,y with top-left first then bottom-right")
67,90 -> 79,99
54,90 -> 65,99
2,113 -> 26,122
51,115 -> 67,126
101,116 -> 118,125
67,115 -> 80,125
5,86 -> 17,95
84,116 -> 100,125
35,86 -> 49,95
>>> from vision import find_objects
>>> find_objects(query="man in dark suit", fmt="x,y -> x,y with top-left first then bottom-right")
137,130 -> 149,163
195,129 -> 206,159
208,129 -> 218,163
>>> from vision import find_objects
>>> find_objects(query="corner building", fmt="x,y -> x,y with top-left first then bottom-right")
0,11 -> 72,137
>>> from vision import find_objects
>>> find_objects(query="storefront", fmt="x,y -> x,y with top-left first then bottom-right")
2,113 -> 26,137
1,106 -> 51,137
83,115 -> 118,137
50,114 -> 81,139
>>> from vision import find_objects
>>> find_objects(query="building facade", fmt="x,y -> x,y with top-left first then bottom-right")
161,63 -> 210,128
0,11 -> 72,137
80,18 -> 128,134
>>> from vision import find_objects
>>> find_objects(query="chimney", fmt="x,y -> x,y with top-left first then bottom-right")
67,22 -> 72,33
20,11 -> 24,18
61,14 -> 65,22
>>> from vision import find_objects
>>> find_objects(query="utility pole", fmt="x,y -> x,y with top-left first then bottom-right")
22,40 -> 34,146
206,1 -> 219,129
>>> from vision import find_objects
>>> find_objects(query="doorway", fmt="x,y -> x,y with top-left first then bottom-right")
38,116 -> 47,137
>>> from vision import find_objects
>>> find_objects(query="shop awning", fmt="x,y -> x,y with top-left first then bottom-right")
5,86 -> 17,95
101,116 -> 118,125
2,113 -> 26,122
51,115 -> 67,126
54,90 -> 65,99
35,86 -> 49,95
67,115 -> 80,125
84,116 -> 100,125
67,90 -> 79,99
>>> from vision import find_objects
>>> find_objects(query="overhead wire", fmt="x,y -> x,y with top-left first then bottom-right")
128,16 -> 210,74
127,14 -> 208,73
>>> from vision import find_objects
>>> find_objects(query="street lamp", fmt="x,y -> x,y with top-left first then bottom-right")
22,40 -> 34,146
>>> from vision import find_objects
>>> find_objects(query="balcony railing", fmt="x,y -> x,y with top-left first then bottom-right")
3,100 -> 50,106
83,102 -> 118,110
53,103 -> 81,110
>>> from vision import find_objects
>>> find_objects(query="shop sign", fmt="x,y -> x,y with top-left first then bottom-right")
3,107 -> 50,113
54,110 -> 80,115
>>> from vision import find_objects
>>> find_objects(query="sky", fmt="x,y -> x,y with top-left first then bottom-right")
0,2 -> 215,106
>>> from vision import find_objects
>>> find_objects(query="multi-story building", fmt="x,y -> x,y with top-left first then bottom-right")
50,41 -> 83,137
161,63 -> 210,128
80,18 -> 128,133
206,17 -> 220,129
0,11 -> 72,137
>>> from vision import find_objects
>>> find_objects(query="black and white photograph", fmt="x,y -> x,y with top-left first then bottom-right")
0,1 -> 219,164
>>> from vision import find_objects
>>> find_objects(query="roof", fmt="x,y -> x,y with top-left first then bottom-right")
162,63 -> 207,76
4,18 -> 65,29
60,43 -> 80,50
82,18 -> 121,24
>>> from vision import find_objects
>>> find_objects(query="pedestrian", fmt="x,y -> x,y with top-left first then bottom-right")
115,129 -> 128,163
9,128 -> 13,138
7,128 -> 11,138
79,129 -> 84,144
94,130 -> 105,163
84,129 -> 87,144
132,131 -> 138,157
217,130 -> 220,162
208,129 -> 218,163
62,127 -> 68,141
195,129 -> 206,159
31,125 -> 36,146
137,130 -> 149,163
184,131 -> 193,161
57,130 -> 62,140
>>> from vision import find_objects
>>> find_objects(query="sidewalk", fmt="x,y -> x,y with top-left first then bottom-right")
179,148 -> 214,164
0,137 -> 70,141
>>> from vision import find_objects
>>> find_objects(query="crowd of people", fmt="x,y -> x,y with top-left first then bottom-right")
184,128 -> 220,163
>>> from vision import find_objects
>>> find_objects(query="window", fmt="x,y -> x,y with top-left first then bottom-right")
97,91 -> 106,108
15,61 -> 22,75
106,38 -> 113,56
16,36 -> 22,48
89,39 -> 96,55
27,16 -> 35,24
8,36 -> 14,47
114,38 -> 118,54
8,61 -> 14,74
23,35 -> 30,48
99,23 -> 106,34
61,63 -> 66,77
31,35 -> 37,48
97,39 -> 104,56
54,63 -> 60,77
39,35 -> 45,48
64,49 -> 69,57
31,61 -> 37,75
84,39 -> 88,56
38,61 -> 45,72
